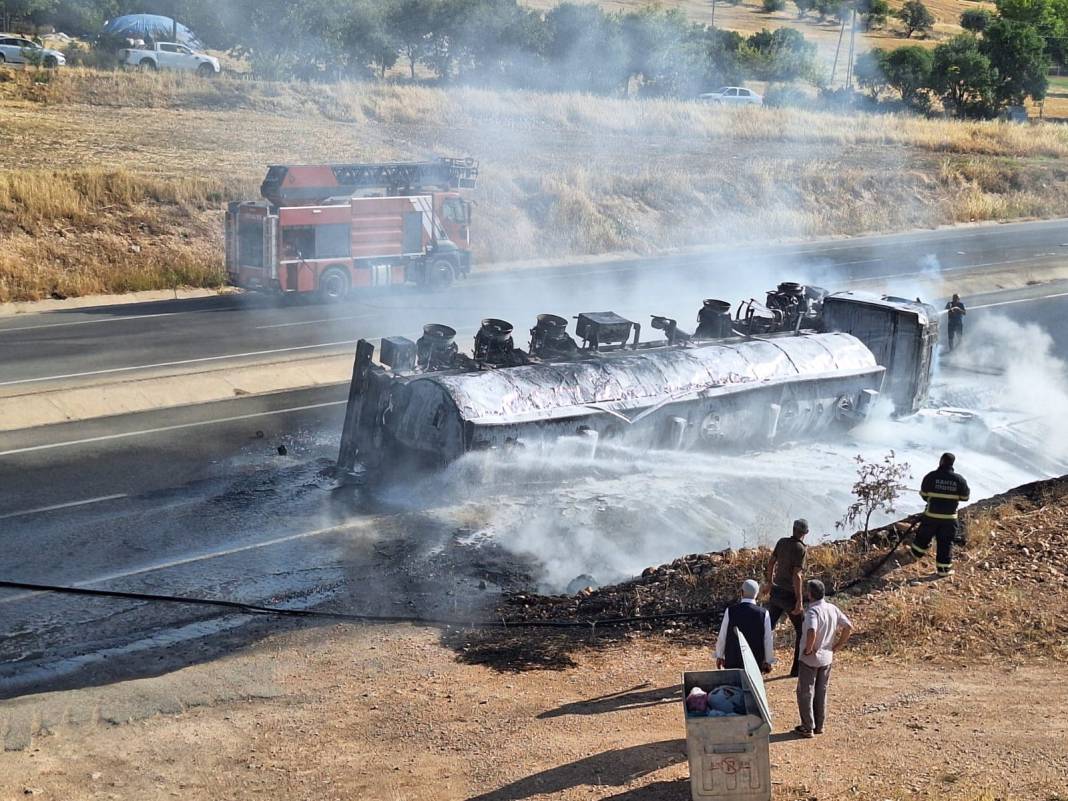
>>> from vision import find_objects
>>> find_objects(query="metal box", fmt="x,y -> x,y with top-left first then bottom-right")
380,336 -> 417,372
683,633 -> 773,801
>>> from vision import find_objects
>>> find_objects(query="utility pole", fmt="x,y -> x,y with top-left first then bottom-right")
830,15 -> 846,86
711,0 -> 717,29
845,8 -> 857,89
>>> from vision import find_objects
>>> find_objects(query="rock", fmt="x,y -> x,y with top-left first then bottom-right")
129,244 -> 141,253
24,789 -> 42,796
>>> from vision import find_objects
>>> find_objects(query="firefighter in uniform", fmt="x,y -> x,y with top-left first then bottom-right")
911,452 -> 970,577
945,294 -> 966,351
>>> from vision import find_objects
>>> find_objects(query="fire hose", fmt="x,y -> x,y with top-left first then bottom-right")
0,534 -> 917,630
0,526 -> 917,634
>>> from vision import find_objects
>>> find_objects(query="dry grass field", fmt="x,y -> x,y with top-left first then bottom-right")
2,67 -> 1068,301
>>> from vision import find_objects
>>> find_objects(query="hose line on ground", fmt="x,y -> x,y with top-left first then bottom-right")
0,527 -> 912,633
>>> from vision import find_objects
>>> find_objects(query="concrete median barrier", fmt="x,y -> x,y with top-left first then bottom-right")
0,354 -> 353,432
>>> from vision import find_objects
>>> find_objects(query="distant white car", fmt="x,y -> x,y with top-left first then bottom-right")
0,36 -> 66,68
698,87 -> 763,106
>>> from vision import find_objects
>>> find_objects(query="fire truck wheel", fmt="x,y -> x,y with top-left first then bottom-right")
425,257 -> 455,291
318,267 -> 350,302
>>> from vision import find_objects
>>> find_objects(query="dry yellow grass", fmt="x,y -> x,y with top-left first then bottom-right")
0,169 -> 243,301
2,68 -> 1068,301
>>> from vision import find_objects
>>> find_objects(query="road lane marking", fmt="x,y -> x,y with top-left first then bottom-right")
968,291 -> 1068,310
0,494 -> 128,520
0,311 -> 197,335
0,340 -> 358,388
255,313 -> 380,330
0,519 -> 368,606
0,400 -> 347,457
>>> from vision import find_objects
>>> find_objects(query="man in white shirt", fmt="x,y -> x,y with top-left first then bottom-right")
715,579 -> 775,673
794,579 -> 853,738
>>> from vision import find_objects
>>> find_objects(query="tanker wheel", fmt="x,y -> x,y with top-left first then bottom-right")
425,257 -> 455,291
318,267 -> 350,303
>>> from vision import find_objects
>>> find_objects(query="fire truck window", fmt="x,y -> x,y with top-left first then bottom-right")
281,227 -> 316,260
443,198 -> 467,223
315,223 -> 352,259
238,219 -> 264,267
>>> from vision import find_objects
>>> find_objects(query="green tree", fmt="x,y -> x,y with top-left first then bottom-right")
881,44 -> 933,106
996,0 -> 1068,65
960,7 -> 992,32
856,0 -> 891,29
740,26 -> 817,82
388,0 -> 436,80
930,33 -> 997,117
543,2 -> 629,93
979,17 -> 1049,105
620,8 -> 705,96
896,0 -> 935,37
762,0 -> 787,12
853,49 -> 887,98
814,0 -> 845,20
794,0 -> 816,17
0,0 -> 56,32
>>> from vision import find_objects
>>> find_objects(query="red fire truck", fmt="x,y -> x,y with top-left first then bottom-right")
225,158 -> 477,299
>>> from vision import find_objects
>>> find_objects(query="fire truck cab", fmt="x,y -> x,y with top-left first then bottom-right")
225,158 -> 477,299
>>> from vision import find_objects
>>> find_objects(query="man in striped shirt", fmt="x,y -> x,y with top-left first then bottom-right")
911,452 -> 970,577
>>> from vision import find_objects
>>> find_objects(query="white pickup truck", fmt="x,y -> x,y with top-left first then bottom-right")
120,42 -> 220,76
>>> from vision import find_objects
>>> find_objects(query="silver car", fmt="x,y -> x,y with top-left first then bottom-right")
698,87 -> 763,106
0,36 -> 66,68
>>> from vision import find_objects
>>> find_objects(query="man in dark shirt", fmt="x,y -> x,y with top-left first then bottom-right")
764,518 -> 809,677
945,294 -> 966,351
911,452 -> 971,577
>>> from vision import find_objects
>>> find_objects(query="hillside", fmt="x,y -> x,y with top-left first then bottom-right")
524,0 -> 994,60
4,67 -> 1068,302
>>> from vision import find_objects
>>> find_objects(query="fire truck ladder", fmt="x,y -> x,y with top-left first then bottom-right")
260,158 -> 478,206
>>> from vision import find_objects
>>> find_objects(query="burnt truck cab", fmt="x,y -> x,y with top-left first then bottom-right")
225,159 -> 476,298
336,287 -> 938,472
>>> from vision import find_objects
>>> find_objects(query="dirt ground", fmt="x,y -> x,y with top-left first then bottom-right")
4,481 -> 1067,801
2,622 -> 1066,801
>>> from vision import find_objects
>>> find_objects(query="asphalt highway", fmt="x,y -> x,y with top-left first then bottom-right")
0,239 -> 1067,698
3,219 -> 1068,391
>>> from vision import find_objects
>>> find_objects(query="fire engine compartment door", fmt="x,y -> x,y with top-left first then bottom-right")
403,211 -> 425,255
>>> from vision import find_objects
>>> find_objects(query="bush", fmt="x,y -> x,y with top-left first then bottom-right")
762,82 -> 811,107
763,0 -> 787,11
960,8 -> 992,32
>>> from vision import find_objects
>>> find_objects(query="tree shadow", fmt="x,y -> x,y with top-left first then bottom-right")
537,682 -> 681,719
466,739 -> 686,801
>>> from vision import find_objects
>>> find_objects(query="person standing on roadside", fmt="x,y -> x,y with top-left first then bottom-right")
945,294 -> 966,351
764,519 -> 809,677
794,579 -> 853,738
715,579 -> 775,673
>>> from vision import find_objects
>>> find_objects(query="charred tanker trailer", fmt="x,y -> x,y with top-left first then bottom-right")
336,287 -> 937,470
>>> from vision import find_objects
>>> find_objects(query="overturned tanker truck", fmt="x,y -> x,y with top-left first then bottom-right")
336,284 -> 937,470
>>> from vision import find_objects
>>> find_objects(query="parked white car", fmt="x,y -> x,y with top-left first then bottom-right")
698,87 -> 763,106
0,36 -> 66,68
120,42 -> 220,76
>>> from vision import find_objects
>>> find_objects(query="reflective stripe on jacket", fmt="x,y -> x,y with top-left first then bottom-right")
920,468 -> 970,519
